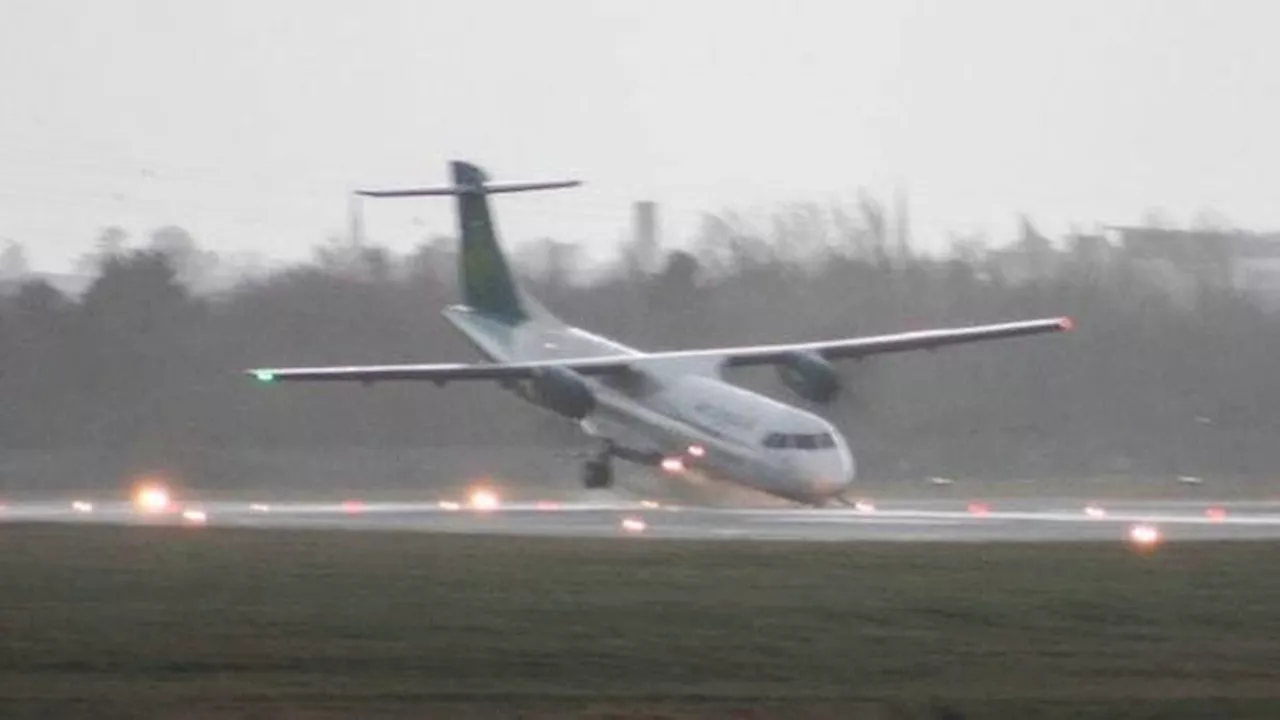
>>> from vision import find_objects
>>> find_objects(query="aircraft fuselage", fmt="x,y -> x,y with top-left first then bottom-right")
443,305 -> 856,504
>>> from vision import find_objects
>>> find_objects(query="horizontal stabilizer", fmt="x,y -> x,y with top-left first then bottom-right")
356,179 -> 581,198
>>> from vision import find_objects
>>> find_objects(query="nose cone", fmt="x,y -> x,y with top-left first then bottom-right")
801,448 -> 856,498
839,447 -> 856,486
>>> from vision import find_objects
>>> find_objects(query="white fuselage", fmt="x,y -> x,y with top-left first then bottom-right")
444,305 -> 856,504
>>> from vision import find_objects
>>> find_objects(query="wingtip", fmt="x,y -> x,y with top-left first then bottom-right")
1058,317 -> 1075,332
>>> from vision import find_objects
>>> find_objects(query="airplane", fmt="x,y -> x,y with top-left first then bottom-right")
247,161 -> 1071,506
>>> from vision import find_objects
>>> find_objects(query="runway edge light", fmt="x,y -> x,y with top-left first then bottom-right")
1128,523 -> 1162,551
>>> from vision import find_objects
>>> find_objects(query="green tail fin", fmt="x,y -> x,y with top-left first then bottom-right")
453,161 -> 528,324
355,160 -> 580,324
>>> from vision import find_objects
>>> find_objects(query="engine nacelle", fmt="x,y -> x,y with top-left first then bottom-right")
776,351 -> 842,403
518,366 -> 597,419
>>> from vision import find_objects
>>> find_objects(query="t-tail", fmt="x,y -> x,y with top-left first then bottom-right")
356,161 -> 580,325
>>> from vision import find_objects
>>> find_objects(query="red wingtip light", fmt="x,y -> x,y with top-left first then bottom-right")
1058,317 -> 1075,332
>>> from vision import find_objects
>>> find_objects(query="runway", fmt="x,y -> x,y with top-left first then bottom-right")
6,495 -> 1280,543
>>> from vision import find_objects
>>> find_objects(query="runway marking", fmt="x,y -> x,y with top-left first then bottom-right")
750,515 -> 969,526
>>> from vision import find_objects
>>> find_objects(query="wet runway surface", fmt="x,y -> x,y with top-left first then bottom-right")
6,496 -> 1280,543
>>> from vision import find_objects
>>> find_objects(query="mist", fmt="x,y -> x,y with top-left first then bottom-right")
3,200 -> 1278,497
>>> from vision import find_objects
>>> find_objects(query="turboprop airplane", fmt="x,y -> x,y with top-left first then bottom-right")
247,161 -> 1072,505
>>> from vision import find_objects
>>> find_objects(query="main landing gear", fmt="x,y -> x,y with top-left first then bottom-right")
582,452 -> 614,489
578,440 -> 662,490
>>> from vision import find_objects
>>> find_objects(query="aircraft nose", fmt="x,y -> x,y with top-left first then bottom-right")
802,450 -> 855,496
834,448 -> 856,490
838,448 -> 856,487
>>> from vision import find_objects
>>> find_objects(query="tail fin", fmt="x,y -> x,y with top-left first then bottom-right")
356,161 -> 580,324
449,162 -> 526,323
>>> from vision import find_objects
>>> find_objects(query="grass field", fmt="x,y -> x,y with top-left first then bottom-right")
1,524 -> 1278,719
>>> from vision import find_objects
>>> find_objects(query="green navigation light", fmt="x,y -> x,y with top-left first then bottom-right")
252,370 -> 277,383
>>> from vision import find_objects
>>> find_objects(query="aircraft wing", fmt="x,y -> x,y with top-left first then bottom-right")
247,357 -> 635,384
714,316 -> 1072,367
247,317 -> 1070,385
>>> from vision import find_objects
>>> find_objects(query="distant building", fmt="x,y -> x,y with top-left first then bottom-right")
631,201 -> 661,275
1107,226 -> 1280,311
1227,235 -> 1280,312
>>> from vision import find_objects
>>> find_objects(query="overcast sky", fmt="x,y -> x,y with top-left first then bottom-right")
2,0 -> 1278,272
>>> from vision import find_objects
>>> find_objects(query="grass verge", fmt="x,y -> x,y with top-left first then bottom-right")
1,524 -> 1278,718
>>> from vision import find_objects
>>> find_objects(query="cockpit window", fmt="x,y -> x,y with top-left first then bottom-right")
763,432 -> 837,450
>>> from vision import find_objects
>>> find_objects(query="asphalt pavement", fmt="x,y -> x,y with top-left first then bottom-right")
6,495 -> 1280,543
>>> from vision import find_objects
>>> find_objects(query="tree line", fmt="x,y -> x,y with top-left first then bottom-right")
2,208 -> 1278,493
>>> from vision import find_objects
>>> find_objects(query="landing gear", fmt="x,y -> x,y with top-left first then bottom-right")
829,494 -> 855,508
582,455 -> 613,489
828,494 -> 874,512
576,437 -> 659,490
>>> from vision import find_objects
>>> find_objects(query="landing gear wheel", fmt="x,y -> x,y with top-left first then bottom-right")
582,458 -> 613,489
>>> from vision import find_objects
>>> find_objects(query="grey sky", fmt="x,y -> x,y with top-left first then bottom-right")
2,0 -> 1278,272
